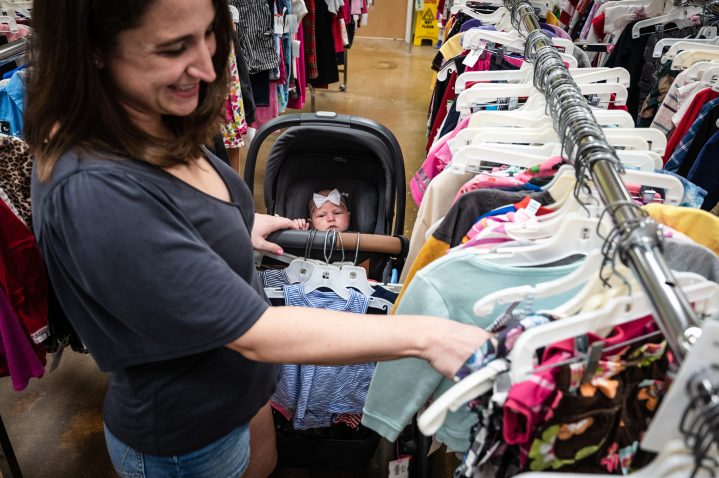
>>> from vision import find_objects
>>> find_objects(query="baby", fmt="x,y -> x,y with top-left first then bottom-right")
294,189 -> 351,232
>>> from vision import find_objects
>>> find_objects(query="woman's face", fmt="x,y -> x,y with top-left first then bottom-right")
104,0 -> 218,137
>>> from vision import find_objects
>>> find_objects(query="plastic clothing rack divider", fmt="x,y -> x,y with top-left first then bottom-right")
504,0 -> 702,362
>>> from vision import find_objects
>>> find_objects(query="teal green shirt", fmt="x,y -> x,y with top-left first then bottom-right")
361,250 -> 582,451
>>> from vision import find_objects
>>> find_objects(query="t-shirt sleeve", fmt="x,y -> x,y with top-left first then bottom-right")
362,274 -> 449,442
39,170 -> 269,371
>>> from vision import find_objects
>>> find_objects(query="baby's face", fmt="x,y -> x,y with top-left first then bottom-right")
310,202 -> 351,231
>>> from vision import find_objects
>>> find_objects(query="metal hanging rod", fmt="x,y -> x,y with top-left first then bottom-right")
0,36 -> 29,67
503,0 -> 701,361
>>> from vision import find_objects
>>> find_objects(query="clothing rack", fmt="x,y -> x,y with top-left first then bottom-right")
0,34 -> 29,478
0,36 -> 29,68
505,0 -> 700,361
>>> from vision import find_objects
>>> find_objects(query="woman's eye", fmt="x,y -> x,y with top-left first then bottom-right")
161,46 -> 187,57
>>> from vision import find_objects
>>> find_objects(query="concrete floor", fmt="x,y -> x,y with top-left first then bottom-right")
0,38 -> 440,477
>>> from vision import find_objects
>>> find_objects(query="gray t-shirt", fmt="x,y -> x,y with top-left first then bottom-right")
32,146 -> 278,456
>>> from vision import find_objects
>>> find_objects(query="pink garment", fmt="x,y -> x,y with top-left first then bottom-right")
0,289 -> 44,391
287,24 -> 307,110
0,24 -> 30,43
461,195 -> 557,246
454,175 -> 528,202
409,117 -> 472,205
503,315 -> 656,451
626,183 -> 664,205
454,156 -> 563,203
332,7 -> 345,53
252,83 -> 280,129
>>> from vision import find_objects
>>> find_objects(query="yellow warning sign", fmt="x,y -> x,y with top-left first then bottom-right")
413,0 -> 439,46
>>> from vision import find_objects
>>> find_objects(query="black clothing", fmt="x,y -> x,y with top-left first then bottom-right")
32,147 -> 278,456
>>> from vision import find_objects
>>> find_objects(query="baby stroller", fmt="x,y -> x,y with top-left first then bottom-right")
244,112 -> 409,282
244,112 -> 415,472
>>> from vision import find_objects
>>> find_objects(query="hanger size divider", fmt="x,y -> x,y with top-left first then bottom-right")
505,0 -> 700,361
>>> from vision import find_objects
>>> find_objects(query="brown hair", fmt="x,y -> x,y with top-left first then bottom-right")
25,0 -> 233,181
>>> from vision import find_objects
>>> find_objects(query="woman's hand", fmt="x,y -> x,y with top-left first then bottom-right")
421,320 -> 494,379
252,214 -> 299,255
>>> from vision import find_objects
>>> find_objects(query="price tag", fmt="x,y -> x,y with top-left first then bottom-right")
287,14 -> 299,34
525,199 -> 541,216
273,14 -> 285,35
462,48 -> 482,68
388,456 -> 410,478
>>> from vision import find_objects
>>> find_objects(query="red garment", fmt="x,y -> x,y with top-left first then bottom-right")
592,12 -> 606,40
332,8 -> 344,53
0,199 -> 48,375
559,0 -> 579,28
663,88 -> 719,164
303,0 -> 318,80
426,66 -> 461,153
0,288 -> 44,390
608,93 -> 629,112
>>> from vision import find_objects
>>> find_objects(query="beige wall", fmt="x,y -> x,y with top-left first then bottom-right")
354,0 -> 409,40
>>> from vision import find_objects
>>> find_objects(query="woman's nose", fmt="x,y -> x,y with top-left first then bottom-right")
187,43 -> 217,83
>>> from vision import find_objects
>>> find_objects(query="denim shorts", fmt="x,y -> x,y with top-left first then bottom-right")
104,423 -> 250,478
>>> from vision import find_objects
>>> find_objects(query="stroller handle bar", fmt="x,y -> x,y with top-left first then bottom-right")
243,112 -> 407,236
267,230 -> 409,256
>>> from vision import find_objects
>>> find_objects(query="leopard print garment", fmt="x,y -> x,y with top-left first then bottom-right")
0,134 -> 32,226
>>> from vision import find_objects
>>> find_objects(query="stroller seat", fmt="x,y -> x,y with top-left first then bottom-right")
264,126 -> 395,235
244,113 -> 408,280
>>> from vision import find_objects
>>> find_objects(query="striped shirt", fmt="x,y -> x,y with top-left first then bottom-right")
257,268 -> 292,288
231,0 -> 280,74
271,284 -> 375,429
650,70 -> 698,137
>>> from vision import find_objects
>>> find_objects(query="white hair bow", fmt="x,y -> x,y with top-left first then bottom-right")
313,189 -> 343,209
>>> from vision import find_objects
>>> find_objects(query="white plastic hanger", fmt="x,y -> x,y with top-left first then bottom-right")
448,143 -> 554,174
474,251 -> 604,316
300,263 -> 350,299
468,109 -> 636,128
462,28 -> 575,57
683,59 -> 719,81
456,82 -> 628,114
662,40 -> 719,63
631,6 -> 702,39
338,264 -> 375,296
671,48 -> 719,70
450,139 -> 662,172
509,278 -> 719,382
417,359 -> 509,436
0,14 -> 17,32
660,39 -> 719,62
653,36 -> 719,58
455,67 -> 631,93
451,4 -> 509,22
461,126 -> 664,154
621,168 -> 684,206
476,215 -> 603,267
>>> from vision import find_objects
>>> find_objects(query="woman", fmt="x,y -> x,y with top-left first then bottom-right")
25,1 -> 491,476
